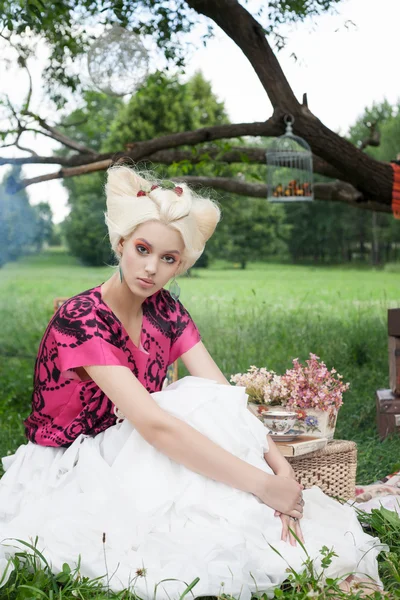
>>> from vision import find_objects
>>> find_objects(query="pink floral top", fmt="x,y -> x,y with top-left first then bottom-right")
24,284 -> 201,447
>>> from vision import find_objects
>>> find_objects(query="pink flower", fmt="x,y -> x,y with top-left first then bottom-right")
137,190 -> 146,197
174,186 -> 183,196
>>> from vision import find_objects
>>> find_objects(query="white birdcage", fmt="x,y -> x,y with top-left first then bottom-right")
266,115 -> 314,202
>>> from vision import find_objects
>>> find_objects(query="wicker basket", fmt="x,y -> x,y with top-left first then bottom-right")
287,439 -> 357,501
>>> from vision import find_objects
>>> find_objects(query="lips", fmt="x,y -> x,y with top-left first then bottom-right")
138,278 -> 154,284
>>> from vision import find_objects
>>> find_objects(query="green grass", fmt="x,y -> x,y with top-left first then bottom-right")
0,250 -> 400,479
1,250 -> 400,597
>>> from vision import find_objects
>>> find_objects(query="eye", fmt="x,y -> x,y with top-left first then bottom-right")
136,244 -> 149,254
163,255 -> 176,264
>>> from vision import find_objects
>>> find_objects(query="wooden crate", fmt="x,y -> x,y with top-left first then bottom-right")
376,388 -> 400,440
388,309 -> 400,395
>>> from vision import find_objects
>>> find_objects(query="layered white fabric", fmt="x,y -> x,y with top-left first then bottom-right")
0,377 -> 385,598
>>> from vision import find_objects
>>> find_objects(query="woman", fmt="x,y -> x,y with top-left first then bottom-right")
0,166 -> 384,598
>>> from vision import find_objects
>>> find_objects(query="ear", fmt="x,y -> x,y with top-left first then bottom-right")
117,237 -> 125,255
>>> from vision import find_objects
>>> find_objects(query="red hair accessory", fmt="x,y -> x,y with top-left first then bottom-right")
136,182 -> 184,197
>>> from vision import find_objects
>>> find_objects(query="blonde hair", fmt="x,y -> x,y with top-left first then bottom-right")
104,165 -> 221,276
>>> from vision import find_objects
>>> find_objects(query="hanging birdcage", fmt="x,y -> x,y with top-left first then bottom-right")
266,115 -> 314,202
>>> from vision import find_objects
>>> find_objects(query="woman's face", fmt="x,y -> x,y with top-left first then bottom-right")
118,221 -> 184,296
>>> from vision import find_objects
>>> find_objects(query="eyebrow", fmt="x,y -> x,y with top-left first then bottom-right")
135,238 -> 181,255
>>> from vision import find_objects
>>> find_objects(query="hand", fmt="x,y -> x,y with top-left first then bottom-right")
274,511 -> 305,546
256,474 -> 304,519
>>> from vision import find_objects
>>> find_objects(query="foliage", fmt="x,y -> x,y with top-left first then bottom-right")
57,91 -> 124,154
31,202 -> 54,252
0,249 -> 396,597
211,194 -> 290,269
0,0 -> 344,103
0,167 -> 45,267
61,72 -> 233,266
103,70 -> 229,150
1,250 -> 400,481
63,174 -> 115,267
0,527 -> 391,598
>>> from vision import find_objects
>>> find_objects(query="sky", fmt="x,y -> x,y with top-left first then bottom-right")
0,0 -> 399,223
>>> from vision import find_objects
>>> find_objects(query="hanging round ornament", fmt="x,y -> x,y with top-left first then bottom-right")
87,24 -> 150,96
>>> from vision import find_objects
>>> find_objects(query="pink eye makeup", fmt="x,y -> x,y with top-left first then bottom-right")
133,239 -> 179,264
134,241 -> 150,253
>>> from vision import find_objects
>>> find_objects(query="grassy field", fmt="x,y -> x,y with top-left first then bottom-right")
0,250 -> 399,482
1,250 -> 400,598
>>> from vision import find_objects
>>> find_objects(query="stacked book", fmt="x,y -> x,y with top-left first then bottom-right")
274,435 -> 328,457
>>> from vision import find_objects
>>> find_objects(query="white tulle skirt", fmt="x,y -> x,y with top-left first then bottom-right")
0,377 -> 385,599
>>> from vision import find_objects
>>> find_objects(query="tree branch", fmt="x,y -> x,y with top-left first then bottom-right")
173,176 -> 391,214
186,0 -> 299,112
0,143 -> 342,179
185,0 -> 393,206
22,111 -> 98,155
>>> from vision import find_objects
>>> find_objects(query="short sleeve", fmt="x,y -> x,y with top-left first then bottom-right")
169,297 -> 202,364
49,297 -> 126,380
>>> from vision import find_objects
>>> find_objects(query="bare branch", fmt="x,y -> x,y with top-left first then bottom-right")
5,141 -> 345,187
172,176 -> 391,214
14,159 -> 113,189
0,118 -> 282,166
15,142 -> 38,156
0,154 -> 71,166
22,111 -> 98,155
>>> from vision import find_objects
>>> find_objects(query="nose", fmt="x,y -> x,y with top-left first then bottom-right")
144,256 -> 157,276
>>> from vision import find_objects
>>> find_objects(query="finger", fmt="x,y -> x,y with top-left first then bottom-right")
288,522 -> 297,546
296,522 -> 305,544
274,510 -> 281,517
281,518 -> 289,542
288,509 -> 303,520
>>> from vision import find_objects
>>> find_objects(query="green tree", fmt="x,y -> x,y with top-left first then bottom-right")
32,202 -> 54,252
62,72 -> 230,266
214,196 -> 291,269
347,101 -> 400,264
0,167 -> 36,266
104,70 -> 228,150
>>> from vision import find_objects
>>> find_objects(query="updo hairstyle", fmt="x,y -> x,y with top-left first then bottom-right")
104,165 -> 221,276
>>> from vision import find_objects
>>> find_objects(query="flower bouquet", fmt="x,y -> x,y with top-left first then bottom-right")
230,353 -> 350,439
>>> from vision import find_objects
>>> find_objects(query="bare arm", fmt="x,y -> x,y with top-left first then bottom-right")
84,364 -> 266,495
264,436 -> 295,478
82,363 -> 302,517
180,342 -> 296,478
180,341 -> 230,385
